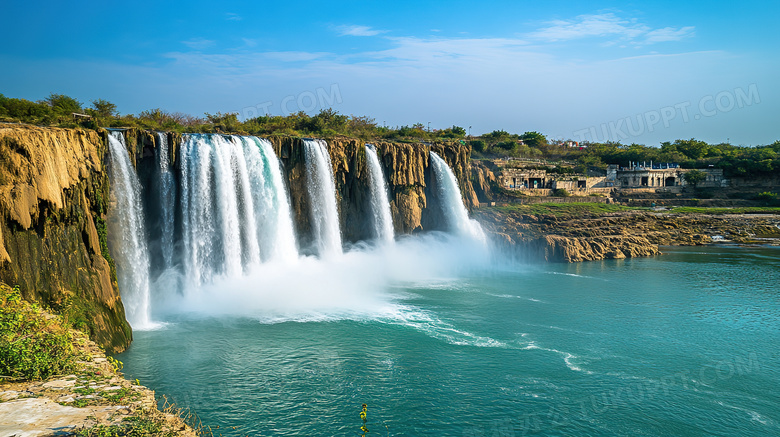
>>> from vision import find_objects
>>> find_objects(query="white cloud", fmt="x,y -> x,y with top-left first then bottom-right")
529,13 -> 647,42
334,25 -> 386,37
153,32 -> 758,144
528,13 -> 694,46
645,26 -> 695,43
225,12 -> 242,21
360,37 -> 531,65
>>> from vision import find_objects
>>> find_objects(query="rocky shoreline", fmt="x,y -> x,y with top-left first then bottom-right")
474,208 -> 780,262
0,304 -> 196,436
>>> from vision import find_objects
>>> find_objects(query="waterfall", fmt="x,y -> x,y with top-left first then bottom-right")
210,134 -> 259,277
365,145 -> 394,243
156,132 -> 176,269
102,130 -> 494,324
242,137 -> 298,262
179,134 -> 299,288
106,131 -> 153,329
429,151 -> 486,241
180,134 -> 217,287
303,139 -> 342,258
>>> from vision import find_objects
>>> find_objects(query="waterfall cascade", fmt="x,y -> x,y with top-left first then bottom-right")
429,151 -> 486,241
303,139 -> 343,257
365,145 -> 395,244
106,132 -> 485,326
244,137 -> 299,263
106,131 -> 153,328
156,132 -> 176,269
179,134 -> 299,288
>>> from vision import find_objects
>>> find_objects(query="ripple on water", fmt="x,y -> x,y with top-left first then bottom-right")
377,305 -> 507,348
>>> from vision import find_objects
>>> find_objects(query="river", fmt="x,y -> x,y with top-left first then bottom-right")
119,244 -> 780,436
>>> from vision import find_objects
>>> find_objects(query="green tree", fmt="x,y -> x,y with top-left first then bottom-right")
42,93 -> 82,114
205,112 -> 240,131
482,130 -> 511,143
91,99 -> 118,118
520,131 -> 547,148
0,95 -> 53,121
470,139 -> 486,153
674,138 -> 710,160
450,126 -> 466,137
683,169 -> 707,188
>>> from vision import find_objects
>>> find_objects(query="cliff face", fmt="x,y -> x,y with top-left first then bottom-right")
471,161 -> 498,203
266,137 -> 477,246
0,125 -> 131,353
0,127 -> 476,352
475,207 -> 780,262
475,208 -> 660,262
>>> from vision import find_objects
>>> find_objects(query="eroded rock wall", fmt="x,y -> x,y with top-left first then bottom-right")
0,127 -> 476,352
475,208 -> 660,262
266,137 -> 477,246
0,125 -> 131,353
475,207 -> 780,262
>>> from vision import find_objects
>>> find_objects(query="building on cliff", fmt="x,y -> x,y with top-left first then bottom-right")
496,159 -> 727,198
498,161 -> 611,196
607,163 -> 726,190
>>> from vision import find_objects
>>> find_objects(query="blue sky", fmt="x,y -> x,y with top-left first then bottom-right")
1,0 -> 777,145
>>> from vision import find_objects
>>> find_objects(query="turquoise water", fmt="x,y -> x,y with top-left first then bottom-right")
119,245 -> 780,436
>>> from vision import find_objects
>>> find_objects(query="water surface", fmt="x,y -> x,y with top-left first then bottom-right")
119,245 -> 780,436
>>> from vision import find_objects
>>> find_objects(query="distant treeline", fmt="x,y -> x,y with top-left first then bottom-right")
464,129 -> 780,179
1,92 -> 778,177
0,93 -> 466,142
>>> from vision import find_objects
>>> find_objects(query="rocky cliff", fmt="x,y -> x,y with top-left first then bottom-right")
476,208 -> 659,262
265,136 -> 477,246
123,133 -> 477,248
475,207 -> 780,262
0,125 -> 131,353
0,126 -> 476,352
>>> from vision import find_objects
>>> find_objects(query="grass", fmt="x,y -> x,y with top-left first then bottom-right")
669,206 -> 780,215
74,414 -> 169,437
0,283 -> 77,380
73,395 -> 214,436
490,202 -> 646,217
0,282 -> 211,435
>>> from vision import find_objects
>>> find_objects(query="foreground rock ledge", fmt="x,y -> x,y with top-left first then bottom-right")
0,328 -> 195,436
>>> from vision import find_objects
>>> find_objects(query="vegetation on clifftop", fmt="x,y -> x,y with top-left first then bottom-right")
0,93 -> 468,143
3,90 -> 778,179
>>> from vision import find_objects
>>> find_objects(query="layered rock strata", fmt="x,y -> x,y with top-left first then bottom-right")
0,125 -> 131,352
475,208 -> 780,262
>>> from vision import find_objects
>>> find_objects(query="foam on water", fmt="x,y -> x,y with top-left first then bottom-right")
155,231 -> 492,323
378,305 -> 507,348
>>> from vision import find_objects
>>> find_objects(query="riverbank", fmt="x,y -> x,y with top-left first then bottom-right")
474,204 -> 780,262
0,283 -> 198,436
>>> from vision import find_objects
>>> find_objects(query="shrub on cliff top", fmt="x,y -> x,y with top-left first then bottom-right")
0,284 -> 77,380
551,188 -> 571,197
42,93 -> 83,115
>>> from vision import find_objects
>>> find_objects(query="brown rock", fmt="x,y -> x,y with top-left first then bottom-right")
0,125 -> 131,353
